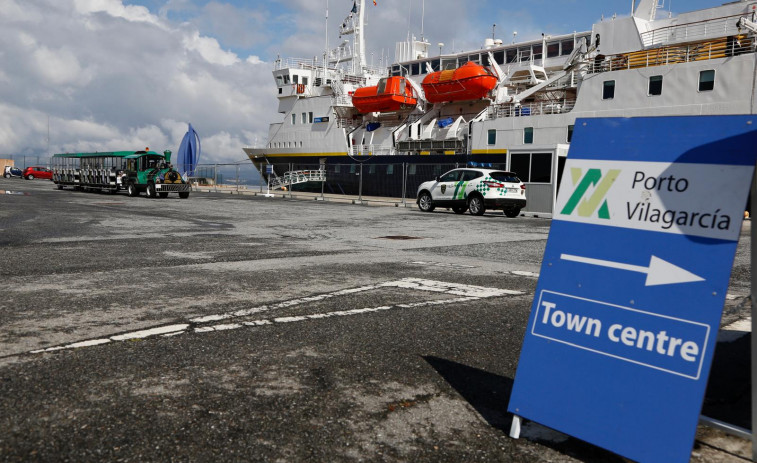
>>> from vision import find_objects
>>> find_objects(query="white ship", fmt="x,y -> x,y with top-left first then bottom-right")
244,0 -> 757,215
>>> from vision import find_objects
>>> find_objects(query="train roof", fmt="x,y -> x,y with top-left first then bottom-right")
52,150 -> 163,158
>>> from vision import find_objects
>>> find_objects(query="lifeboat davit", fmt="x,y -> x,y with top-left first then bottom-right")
422,61 -> 498,104
352,77 -> 417,113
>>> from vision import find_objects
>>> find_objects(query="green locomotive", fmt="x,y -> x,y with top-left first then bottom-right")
51,149 -> 191,198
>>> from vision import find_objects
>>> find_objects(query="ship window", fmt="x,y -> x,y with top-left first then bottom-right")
699,70 -> 715,92
531,153 -> 552,183
532,45 -> 543,61
369,164 -> 376,174
493,50 -> 505,64
648,75 -> 663,96
561,40 -> 574,56
399,79 -> 406,94
442,58 -> 456,70
377,78 -> 387,94
409,164 -> 416,175
279,88 -> 283,94
350,164 -> 356,174
303,77 -> 309,86
547,42 -> 560,58
603,80 -> 615,100
567,125 -> 575,143
302,113 -> 307,124
431,59 -> 441,71
283,75 -> 290,84
468,54 -> 480,64
481,54 -> 490,66
411,63 -> 420,75
510,153 -> 530,181
309,112 -> 314,123
524,127 -> 534,144
334,164 -> 341,173
391,65 -> 401,76
387,164 -> 394,175
488,129 -> 497,145
506,49 -> 518,63
291,114 -> 296,125
293,74 -> 299,84
276,75 -> 284,86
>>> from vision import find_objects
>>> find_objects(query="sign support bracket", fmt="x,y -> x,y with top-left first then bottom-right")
510,415 -> 522,439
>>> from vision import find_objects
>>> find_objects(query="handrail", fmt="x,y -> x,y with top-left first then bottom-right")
486,99 -> 577,120
588,36 -> 755,74
640,13 -> 753,47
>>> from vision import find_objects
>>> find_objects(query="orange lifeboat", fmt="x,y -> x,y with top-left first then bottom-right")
352,77 -> 417,113
422,61 -> 498,104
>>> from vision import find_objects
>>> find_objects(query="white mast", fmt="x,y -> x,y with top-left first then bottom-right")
633,0 -> 659,21
354,0 -> 366,74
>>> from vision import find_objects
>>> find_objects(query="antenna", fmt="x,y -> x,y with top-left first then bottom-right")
325,0 -> 329,62
492,24 -> 496,40
421,0 -> 425,41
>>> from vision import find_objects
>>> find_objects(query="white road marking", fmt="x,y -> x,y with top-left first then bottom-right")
406,261 -> 477,270
28,279 -> 522,355
717,317 -> 752,343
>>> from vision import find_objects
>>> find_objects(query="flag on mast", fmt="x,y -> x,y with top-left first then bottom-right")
373,0 -> 377,5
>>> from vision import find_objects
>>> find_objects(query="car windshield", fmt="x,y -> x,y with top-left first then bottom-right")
490,171 -> 521,183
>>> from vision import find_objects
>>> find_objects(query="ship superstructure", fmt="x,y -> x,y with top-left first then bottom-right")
244,0 -> 757,215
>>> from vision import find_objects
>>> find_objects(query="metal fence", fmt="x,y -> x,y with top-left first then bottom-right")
260,161 -> 509,203
0,154 -> 50,169
190,162 -> 263,192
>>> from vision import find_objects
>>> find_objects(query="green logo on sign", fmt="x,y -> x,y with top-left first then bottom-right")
561,168 -> 621,219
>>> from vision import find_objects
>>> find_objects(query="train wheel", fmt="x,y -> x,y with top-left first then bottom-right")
145,182 -> 156,198
127,182 -> 139,197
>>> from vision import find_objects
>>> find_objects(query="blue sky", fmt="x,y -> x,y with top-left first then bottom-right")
121,0 -> 723,61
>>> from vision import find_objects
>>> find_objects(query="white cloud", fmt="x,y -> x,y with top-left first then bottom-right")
182,31 -> 240,66
0,0 -> 275,165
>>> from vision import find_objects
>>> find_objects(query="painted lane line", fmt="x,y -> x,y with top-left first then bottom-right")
110,324 -> 190,341
195,297 -> 475,334
191,278 -> 521,325
27,279 -> 520,356
717,317 -> 752,343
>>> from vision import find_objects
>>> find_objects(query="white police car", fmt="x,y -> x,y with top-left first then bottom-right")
416,168 -> 526,217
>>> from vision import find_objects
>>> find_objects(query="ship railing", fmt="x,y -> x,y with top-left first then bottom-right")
588,35 -> 755,74
274,57 -> 328,71
486,99 -> 577,120
640,13 -> 753,48
350,145 -> 395,157
269,169 -> 326,190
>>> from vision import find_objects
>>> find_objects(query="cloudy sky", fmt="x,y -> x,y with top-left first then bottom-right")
1,0 -> 719,164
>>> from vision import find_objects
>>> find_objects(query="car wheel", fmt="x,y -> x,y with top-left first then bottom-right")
27,174 -> 34,180
3,173 -> 9,178
504,208 -> 521,218
179,192 -> 190,199
159,192 -> 169,198
452,206 -> 467,214
127,182 -> 139,197
145,182 -> 156,198
56,184 -> 63,190
417,192 -> 435,212
468,195 -> 486,216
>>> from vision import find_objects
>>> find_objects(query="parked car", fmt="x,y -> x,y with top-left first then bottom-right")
416,168 -> 526,217
23,166 -> 52,180
3,166 -> 23,178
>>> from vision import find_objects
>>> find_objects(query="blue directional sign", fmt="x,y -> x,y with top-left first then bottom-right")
508,116 -> 757,463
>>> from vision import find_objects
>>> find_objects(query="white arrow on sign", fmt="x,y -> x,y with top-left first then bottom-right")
560,254 -> 705,287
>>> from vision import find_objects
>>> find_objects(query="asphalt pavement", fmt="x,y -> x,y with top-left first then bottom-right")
0,178 -> 752,462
